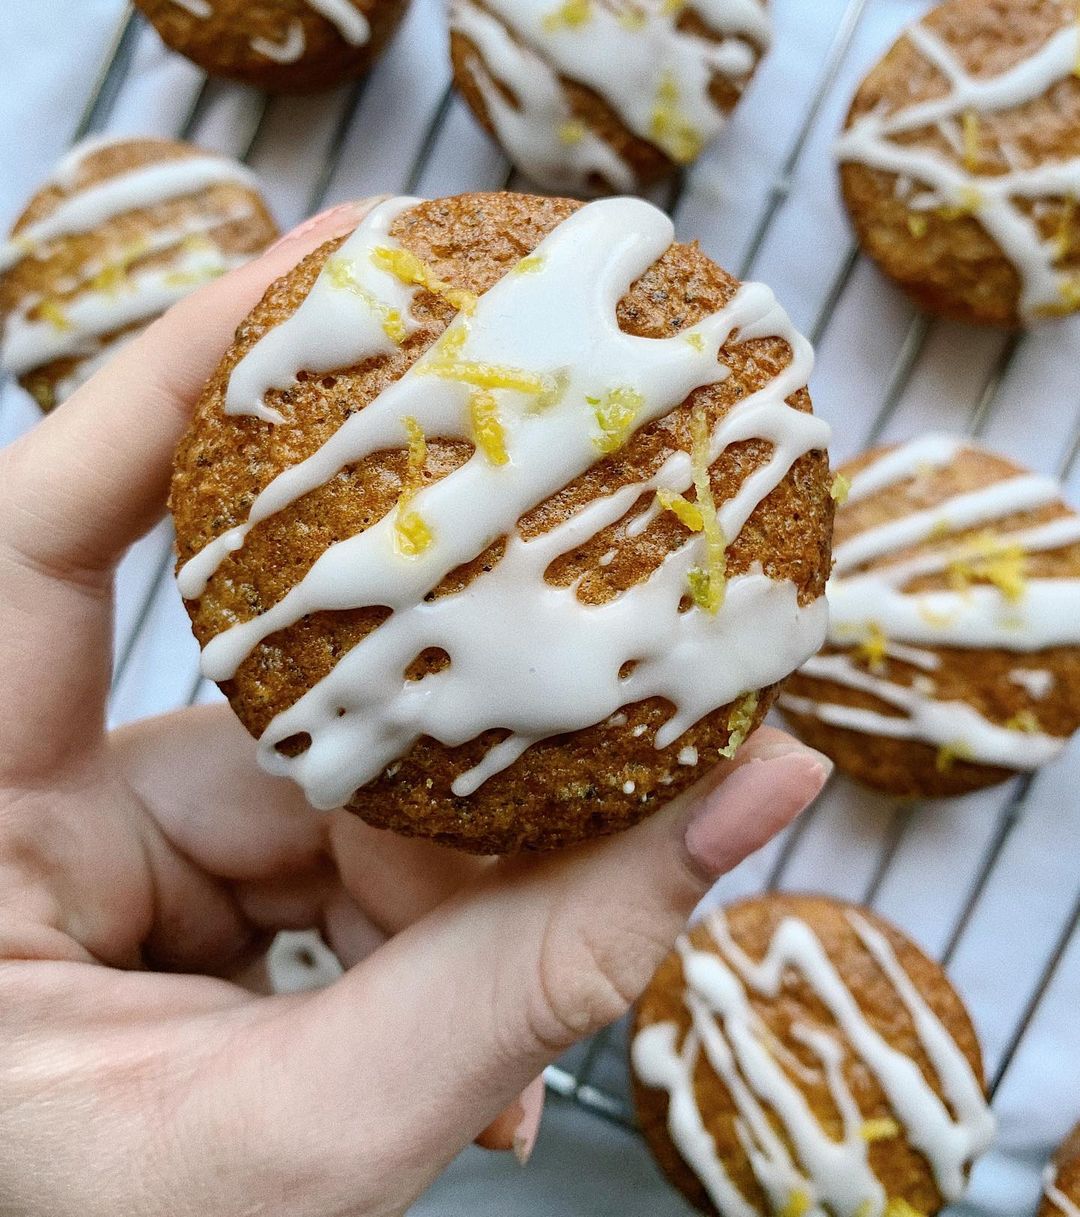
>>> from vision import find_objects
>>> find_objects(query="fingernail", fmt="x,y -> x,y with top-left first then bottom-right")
265,198 -> 386,256
683,749 -> 832,879
512,1076 -> 546,1166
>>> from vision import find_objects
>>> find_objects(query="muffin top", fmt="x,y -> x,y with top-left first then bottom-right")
632,893 -> 994,1217
836,0 -> 1080,326
171,192 -> 832,851
780,435 -> 1080,798
0,136 -> 277,410
449,0 -> 770,193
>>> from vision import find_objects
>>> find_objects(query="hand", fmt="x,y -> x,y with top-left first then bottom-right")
0,201 -> 831,1217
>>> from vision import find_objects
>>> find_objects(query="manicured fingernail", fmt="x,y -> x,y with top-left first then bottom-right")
512,1076 -> 546,1166
265,198 -> 385,256
683,748 -> 832,879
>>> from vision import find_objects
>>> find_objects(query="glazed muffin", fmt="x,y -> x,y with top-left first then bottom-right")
449,0 -> 770,194
0,136 -> 277,411
169,191 -> 833,853
134,0 -> 407,93
836,0 -> 1080,327
779,435 -> 1080,799
631,893 -> 995,1217
1042,1124 -> 1080,1217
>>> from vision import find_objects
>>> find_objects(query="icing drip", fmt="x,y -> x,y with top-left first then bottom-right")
251,20 -> 307,62
169,0 -> 213,14
305,0 -> 371,44
178,195 -> 829,804
450,0 -> 769,191
0,155 -> 259,274
1045,1165 -> 1080,1217
631,909 -> 994,1217
835,15 -> 1080,319
782,435 -> 1080,770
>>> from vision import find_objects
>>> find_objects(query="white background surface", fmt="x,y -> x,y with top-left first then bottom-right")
1,1 -> 1078,1213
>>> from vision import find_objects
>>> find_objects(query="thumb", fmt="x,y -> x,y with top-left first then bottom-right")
231,728 -> 829,1214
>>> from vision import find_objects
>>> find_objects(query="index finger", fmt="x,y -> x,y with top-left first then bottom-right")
0,199 -> 376,583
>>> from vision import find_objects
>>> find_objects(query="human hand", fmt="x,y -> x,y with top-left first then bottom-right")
0,201 -> 831,1217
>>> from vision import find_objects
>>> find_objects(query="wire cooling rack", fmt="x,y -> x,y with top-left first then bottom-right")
1,2 -> 1078,1214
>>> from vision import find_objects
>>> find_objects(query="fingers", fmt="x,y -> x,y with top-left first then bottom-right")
0,199 -> 377,582
474,1075 -> 546,1162
244,729 -> 830,1213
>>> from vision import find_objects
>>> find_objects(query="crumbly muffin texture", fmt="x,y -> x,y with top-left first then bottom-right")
837,0 -> 1080,327
632,893 -> 994,1217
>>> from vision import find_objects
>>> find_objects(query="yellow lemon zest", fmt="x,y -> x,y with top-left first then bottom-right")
394,416 -> 432,556
830,472 -> 851,504
1005,709 -> 1041,733
778,1190 -> 812,1217
1054,196 -> 1077,260
917,600 -> 957,628
590,386 -> 643,453
1054,275 -> 1080,312
650,71 -> 703,165
426,355 -> 552,395
372,245 -> 477,316
469,388 -> 509,465
961,109 -> 981,172
514,254 -> 545,274
662,0 -> 687,14
935,739 -> 974,773
939,185 -> 983,219
657,488 -> 704,532
89,239 -> 148,296
946,530 -> 1027,602
558,120 -> 587,146
541,0 -> 591,29
929,519 -> 953,540
617,6 -> 647,28
884,1200 -> 927,1217
684,331 -> 706,351
38,299 -> 72,331
686,404 -> 727,613
720,692 -> 759,759
853,622 -> 889,672
907,213 -> 929,239
861,1117 -> 901,1142
163,263 -> 227,288
854,1202 -> 876,1217
324,255 -> 407,343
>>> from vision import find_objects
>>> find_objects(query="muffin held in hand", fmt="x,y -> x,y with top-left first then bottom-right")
1042,1123 -> 1080,1217
0,136 -> 277,412
632,893 -> 995,1217
134,0 -> 407,93
836,0 -> 1080,327
780,435 -> 1080,799
170,190 -> 833,853
449,0 -> 770,194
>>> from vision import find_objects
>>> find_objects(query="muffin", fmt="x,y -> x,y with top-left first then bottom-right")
836,0 -> 1080,327
0,136 -> 277,412
779,435 -> 1080,798
449,0 -> 770,194
134,0 -> 407,93
1042,1123 -> 1080,1217
631,893 -> 996,1217
169,190 -> 833,854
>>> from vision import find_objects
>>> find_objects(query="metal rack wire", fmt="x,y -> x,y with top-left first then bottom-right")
4,2 -> 1080,1211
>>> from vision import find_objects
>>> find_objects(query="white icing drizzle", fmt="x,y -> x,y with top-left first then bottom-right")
251,20 -> 307,62
1008,667 -> 1054,699
450,0 -> 770,192
0,155 -> 259,274
835,14 -> 1080,320
1045,1164 -> 1080,1217
784,436 -> 1080,770
167,0 -> 370,53
631,908 -> 994,1217
178,195 -> 830,804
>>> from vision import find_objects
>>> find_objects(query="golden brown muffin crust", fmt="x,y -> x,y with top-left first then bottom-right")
632,893 -> 987,1217
840,0 -> 1080,327
135,0 -> 406,93
170,191 -> 832,853
781,442 -> 1080,799
1041,1123 -> 1080,1216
